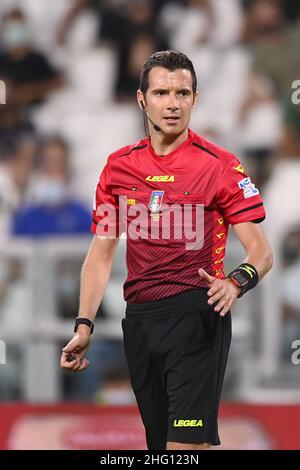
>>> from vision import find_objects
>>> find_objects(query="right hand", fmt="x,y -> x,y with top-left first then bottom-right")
60,332 -> 90,372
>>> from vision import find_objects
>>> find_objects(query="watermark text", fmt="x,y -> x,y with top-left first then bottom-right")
291,339 -> 300,365
95,197 -> 205,251
291,80 -> 300,105
0,340 -> 6,365
0,80 -> 6,104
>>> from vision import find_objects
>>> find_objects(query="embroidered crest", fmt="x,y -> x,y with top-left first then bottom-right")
148,190 -> 164,213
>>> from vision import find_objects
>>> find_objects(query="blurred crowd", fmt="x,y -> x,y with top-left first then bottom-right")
1,0 -> 300,235
1,0 -> 300,401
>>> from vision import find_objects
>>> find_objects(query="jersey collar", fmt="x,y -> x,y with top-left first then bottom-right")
147,129 -> 194,161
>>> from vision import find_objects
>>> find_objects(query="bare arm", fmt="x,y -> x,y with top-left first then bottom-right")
78,235 -> 119,327
60,235 -> 119,371
198,222 -> 273,316
232,221 -> 273,279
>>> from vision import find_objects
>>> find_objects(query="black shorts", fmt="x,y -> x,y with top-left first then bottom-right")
122,289 -> 232,450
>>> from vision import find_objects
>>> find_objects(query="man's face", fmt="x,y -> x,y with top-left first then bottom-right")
42,143 -> 68,180
139,66 -> 196,136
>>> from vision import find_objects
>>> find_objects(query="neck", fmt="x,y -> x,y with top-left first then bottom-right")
150,128 -> 188,156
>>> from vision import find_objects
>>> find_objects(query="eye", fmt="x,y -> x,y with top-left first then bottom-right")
179,90 -> 190,96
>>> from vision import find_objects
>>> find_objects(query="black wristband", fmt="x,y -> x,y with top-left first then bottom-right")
74,317 -> 94,334
227,263 -> 259,298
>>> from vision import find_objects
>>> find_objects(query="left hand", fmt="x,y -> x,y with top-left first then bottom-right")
198,268 -> 241,317
60,333 -> 90,372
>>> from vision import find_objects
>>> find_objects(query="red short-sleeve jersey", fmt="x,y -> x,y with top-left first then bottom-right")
91,129 -> 265,302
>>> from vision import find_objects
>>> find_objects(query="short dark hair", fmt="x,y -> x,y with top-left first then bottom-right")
139,50 -> 197,95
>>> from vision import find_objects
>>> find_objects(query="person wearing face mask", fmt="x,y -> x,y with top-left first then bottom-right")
0,8 -> 64,108
11,136 -> 91,237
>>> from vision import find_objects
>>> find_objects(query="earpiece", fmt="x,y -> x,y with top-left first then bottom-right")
139,100 -> 161,132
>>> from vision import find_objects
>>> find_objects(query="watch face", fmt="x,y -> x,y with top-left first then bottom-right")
231,271 -> 248,287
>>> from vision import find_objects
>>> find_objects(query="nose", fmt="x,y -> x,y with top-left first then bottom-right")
167,94 -> 179,111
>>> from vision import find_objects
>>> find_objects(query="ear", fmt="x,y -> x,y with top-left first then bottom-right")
192,90 -> 199,107
137,89 -> 145,110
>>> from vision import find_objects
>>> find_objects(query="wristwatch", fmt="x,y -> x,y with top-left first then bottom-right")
227,270 -> 248,298
74,317 -> 94,334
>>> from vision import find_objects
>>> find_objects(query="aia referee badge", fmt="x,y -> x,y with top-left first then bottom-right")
149,190 -> 164,220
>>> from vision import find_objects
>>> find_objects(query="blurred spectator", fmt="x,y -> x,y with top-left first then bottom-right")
281,228 -> 300,359
56,0 -> 162,100
11,136 -> 91,237
57,0 -> 130,46
237,69 -> 280,186
243,0 -> 300,25
94,361 -> 134,405
0,137 -> 35,239
235,0 -> 300,185
242,0 -> 300,99
70,338 -> 130,402
56,0 -> 175,46
160,0 -> 243,55
115,0 -> 158,100
280,91 -> 300,158
0,90 -> 35,159
159,0 -> 214,56
0,7 -> 64,108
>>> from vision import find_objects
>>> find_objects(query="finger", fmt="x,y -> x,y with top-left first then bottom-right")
71,360 -> 83,372
220,304 -> 231,317
61,351 -> 78,361
219,295 -> 237,316
62,334 -> 84,354
208,288 -> 226,305
220,301 -> 234,317
66,353 -> 77,362
215,295 -> 234,315
60,352 -> 80,368
60,357 -> 79,369
62,340 -> 79,354
72,357 -> 90,372
198,268 -> 215,285
78,358 -> 90,372
214,297 -> 228,312
207,282 -> 223,298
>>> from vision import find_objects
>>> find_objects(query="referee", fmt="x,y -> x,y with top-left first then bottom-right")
61,51 -> 273,450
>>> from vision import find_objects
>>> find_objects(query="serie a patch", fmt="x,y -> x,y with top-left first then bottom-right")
238,177 -> 259,199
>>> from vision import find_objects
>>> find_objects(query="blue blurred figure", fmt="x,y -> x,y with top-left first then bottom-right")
11,136 -> 91,237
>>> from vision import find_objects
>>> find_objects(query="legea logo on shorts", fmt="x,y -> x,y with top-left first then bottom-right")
173,419 -> 203,427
